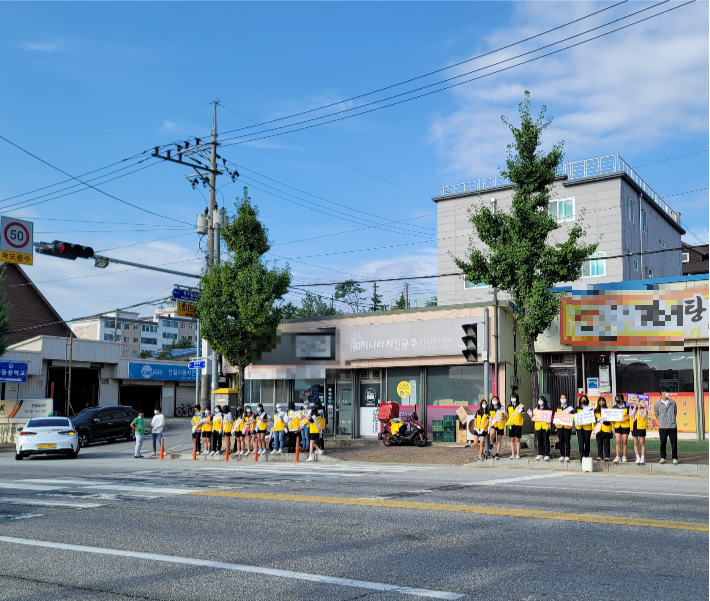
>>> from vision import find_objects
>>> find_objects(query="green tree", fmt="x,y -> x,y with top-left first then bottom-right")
393,291 -> 407,309
369,284 -> 383,312
454,92 -> 597,400
138,350 -> 153,359
294,292 -> 336,318
155,348 -> 173,360
169,336 -> 194,350
280,302 -> 299,320
197,187 -> 291,405
425,296 -> 438,307
0,268 -> 10,357
334,279 -> 365,313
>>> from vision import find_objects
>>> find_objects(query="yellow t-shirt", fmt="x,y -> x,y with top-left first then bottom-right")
223,419 -> 232,434
594,409 -> 612,434
273,412 -> 286,432
475,412 -> 489,431
633,410 -> 648,430
288,411 -> 300,431
202,416 -> 212,432
612,405 -> 630,429
507,405 -> 524,427
192,415 -> 202,432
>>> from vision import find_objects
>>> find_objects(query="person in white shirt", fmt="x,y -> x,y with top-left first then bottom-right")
151,407 -> 165,456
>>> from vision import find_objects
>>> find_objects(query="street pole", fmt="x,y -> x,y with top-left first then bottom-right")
491,198 -> 499,399
210,219 -> 220,410
67,333 -> 73,416
200,100 -> 219,408
405,283 -> 409,309
195,320 -> 200,408
373,282 -> 377,311
113,310 -> 119,344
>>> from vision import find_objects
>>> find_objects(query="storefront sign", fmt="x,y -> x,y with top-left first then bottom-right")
560,285 -> 708,349
574,410 -> 596,427
553,412 -> 574,427
587,378 -> 599,393
598,366 -> 611,393
397,381 -> 412,398
343,316 -> 485,360
531,409 -> 552,423
128,362 -> 195,381
0,361 -> 28,383
601,408 -> 624,422
0,398 -> 52,419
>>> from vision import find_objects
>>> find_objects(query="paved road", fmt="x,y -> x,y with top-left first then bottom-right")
0,442 -> 707,601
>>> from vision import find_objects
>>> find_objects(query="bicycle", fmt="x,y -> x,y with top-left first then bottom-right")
175,403 -> 193,417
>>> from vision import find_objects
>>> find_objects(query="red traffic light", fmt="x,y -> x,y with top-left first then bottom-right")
40,240 -> 94,261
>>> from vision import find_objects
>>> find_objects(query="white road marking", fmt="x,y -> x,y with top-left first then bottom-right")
0,514 -> 43,521
0,537 -> 462,600
20,479 -> 111,486
469,473 -> 572,486
494,484 -> 710,498
0,497 -> 104,509
0,483 -> 67,491
82,485 -> 196,495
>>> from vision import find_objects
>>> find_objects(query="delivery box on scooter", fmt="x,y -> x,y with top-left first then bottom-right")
378,402 -> 400,421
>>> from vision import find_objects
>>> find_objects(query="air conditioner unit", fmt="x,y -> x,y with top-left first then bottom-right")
372,369 -> 380,380
550,354 -> 575,368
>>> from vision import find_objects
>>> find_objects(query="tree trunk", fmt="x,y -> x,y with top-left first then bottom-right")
236,362 -> 245,408
528,339 -> 540,403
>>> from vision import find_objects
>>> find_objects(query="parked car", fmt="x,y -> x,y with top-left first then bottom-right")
16,416 -> 79,460
70,405 -> 151,448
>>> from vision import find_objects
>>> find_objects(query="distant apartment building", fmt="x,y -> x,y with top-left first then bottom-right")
71,305 -> 197,356
432,153 -> 685,306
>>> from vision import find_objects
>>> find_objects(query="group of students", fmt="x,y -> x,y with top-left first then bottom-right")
191,400 -> 327,462
470,391 -> 650,464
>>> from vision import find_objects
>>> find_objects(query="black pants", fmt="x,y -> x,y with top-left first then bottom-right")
212,431 -> 222,452
558,429 -> 572,457
577,429 -> 591,458
192,431 -> 201,453
659,427 -> 678,460
596,432 -> 611,459
535,429 -> 550,456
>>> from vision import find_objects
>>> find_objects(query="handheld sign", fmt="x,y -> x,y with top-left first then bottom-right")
626,393 -> 639,407
553,412 -> 574,427
574,410 -> 596,427
602,408 -> 624,422
532,409 -> 552,423
638,394 -> 650,408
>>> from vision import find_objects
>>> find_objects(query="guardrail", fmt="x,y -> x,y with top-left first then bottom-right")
438,154 -> 680,224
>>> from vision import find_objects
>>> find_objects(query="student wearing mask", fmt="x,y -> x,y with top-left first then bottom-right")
474,401 -> 490,462
221,406 -> 233,453
271,404 -> 287,454
612,393 -> 630,463
211,407 -> 223,456
306,409 -> 323,462
555,394 -> 573,462
191,405 -> 203,454
201,409 -> 212,455
506,393 -> 524,460
630,399 -> 648,465
533,396 -> 550,461
575,396 -> 593,460
300,402 -> 311,452
242,405 -> 253,455
255,403 -> 268,456
594,397 -> 612,461
653,388 -> 678,464
233,407 -> 244,455
488,397 -> 504,459
287,401 -> 301,452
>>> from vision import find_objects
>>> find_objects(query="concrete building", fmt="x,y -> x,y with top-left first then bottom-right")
433,153 -> 685,306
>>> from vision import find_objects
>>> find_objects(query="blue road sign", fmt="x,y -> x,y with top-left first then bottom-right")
188,360 -> 207,370
172,288 -> 200,303
0,361 -> 28,383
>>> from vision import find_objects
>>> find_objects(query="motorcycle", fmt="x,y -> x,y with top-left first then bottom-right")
379,409 -> 427,447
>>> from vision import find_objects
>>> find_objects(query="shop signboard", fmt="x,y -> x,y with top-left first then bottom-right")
397,381 -> 412,398
128,362 -> 195,381
587,378 -> 599,394
560,285 -> 708,349
0,398 -> 52,419
0,361 -> 28,383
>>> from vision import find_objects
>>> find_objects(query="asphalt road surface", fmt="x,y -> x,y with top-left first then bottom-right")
0,440 -> 707,601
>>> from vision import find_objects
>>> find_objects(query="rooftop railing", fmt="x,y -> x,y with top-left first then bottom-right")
438,153 -> 680,224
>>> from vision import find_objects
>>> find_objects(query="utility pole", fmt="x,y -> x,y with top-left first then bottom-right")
113,310 -> 119,343
330,295 -> 334,311
404,283 -> 409,309
210,216 -> 221,410
373,282 -> 378,311
67,334 -> 73,416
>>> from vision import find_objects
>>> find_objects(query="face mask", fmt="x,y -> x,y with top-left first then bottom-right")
154,410 -> 158,415
582,402 -> 589,407
664,392 -> 669,398
599,402 -> 606,408
538,401 -> 544,407
493,401 -> 499,407
511,399 -> 517,405
560,399 -> 566,405
481,404 -> 487,409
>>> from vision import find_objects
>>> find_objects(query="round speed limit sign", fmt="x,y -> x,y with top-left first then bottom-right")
4,222 -> 30,249
0,216 -> 33,265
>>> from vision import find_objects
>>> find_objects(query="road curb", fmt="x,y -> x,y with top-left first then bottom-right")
148,452 -> 342,463
462,457 -> 708,477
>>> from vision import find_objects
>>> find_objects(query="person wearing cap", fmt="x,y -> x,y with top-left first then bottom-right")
271,403 -> 287,454
191,405 -> 203,454
201,408 -> 213,455
211,406 -> 223,456
221,406 -> 233,453
151,406 -> 165,457
130,409 -> 146,458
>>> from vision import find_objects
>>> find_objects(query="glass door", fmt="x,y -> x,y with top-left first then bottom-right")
336,382 -> 353,436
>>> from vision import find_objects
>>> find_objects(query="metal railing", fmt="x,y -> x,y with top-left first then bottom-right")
438,153 -> 680,224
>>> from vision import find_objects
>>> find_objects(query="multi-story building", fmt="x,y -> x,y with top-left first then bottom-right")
682,242 -> 709,276
432,153 -> 685,306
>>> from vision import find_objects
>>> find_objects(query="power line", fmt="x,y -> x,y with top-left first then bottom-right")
220,1 -> 629,137
218,1 -> 691,148
634,149 -> 709,169
0,134 -> 191,225
663,187 -> 708,198
96,232 -> 196,253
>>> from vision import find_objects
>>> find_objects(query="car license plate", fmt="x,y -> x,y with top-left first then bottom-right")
37,444 -> 56,449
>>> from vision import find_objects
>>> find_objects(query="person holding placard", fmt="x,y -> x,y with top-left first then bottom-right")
506,393 -> 524,460
474,401 -> 490,461
488,396 -> 504,459
532,396 -> 550,461
554,394 -> 573,462
630,399 -> 648,464
612,393 -> 630,463
575,395 -> 593,460
594,398 -> 612,461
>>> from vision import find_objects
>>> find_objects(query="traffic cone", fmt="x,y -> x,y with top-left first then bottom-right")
295,435 -> 300,462
225,436 -> 230,462
160,436 -> 164,460
192,437 -> 197,461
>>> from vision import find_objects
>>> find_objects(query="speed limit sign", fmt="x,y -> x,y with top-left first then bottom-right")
0,216 -> 33,266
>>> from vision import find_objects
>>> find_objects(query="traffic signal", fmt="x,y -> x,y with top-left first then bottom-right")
461,323 -> 478,362
37,240 -> 94,260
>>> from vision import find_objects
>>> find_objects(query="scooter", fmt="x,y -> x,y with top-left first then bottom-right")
379,409 -> 427,447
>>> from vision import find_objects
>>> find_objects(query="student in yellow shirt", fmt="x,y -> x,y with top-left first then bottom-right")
474,402 -> 489,462
201,409 -> 212,455
594,397 -> 612,461
191,405 -> 203,454
575,396 -> 594,460
271,404 -> 287,455
306,409 -> 323,462
506,393 -> 524,460
221,406 -> 233,454
487,397 -> 504,459
630,399 -> 648,464
242,405 -> 254,454
255,403 -> 268,456
233,407 -> 245,456
612,393 -> 631,463
533,396 -> 551,461
555,394 -> 574,462
211,407 -> 223,456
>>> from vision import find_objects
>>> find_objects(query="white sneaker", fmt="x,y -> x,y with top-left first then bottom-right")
635,456 -> 640,464
621,456 -> 628,463
672,459 -> 678,465
564,457 -> 570,462
544,456 -> 550,461
640,457 -> 645,464
316,449 -> 324,455
613,456 -> 620,463
659,458 -> 666,464
276,449 -> 282,454
535,455 -> 543,461
270,450 -> 276,455
515,455 -> 520,459
558,456 -> 564,462
508,455 -> 516,460
306,454 -> 314,462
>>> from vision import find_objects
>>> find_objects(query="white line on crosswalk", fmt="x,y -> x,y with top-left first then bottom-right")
0,497 -> 104,509
468,473 -> 572,486
0,483 -> 67,491
0,537 -> 463,600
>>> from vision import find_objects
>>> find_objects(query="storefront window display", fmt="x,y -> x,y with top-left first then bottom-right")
426,365 -> 490,438
386,367 -> 420,406
295,379 -> 324,408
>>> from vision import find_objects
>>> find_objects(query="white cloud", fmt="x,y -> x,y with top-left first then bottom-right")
429,1 -> 709,180
17,41 -> 63,53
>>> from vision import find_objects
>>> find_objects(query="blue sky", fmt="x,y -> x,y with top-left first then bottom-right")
0,1 -> 707,320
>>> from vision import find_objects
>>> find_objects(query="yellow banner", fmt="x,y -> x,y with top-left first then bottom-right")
176,301 -> 197,318
1,249 -> 33,265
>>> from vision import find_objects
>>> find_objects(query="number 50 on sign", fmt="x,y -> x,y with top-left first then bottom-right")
0,216 -> 33,266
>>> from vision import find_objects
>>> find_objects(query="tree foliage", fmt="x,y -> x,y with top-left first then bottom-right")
425,296 -> 438,307
369,285 -> 383,312
197,187 -> 291,405
288,292 -> 337,319
454,92 -> 597,399
334,280 -> 365,313
393,291 -> 407,310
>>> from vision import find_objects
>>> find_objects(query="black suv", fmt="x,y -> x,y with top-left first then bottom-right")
71,405 -> 151,448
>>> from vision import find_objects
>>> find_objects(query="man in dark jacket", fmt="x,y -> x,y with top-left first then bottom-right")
653,388 -> 678,464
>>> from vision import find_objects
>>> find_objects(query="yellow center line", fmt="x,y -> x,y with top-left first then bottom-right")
189,491 -> 709,532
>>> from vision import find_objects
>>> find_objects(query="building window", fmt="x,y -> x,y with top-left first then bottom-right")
162,319 -> 178,328
134,325 -> 139,330
104,320 -> 115,328
133,337 -> 139,343
582,252 -> 606,278
682,252 -> 690,263
549,197 -> 575,221
142,324 -> 157,333
163,332 -> 178,340
141,337 -> 158,345
641,210 -> 647,233
626,197 -> 634,222
645,266 -> 654,278
123,349 -> 129,354
633,258 -> 639,271
659,238 -> 666,249
123,324 -> 129,330
464,280 -> 487,289
123,336 -> 129,342
189,324 -> 193,330
103,334 -> 114,341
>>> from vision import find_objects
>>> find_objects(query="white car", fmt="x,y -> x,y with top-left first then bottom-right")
16,416 -> 80,460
